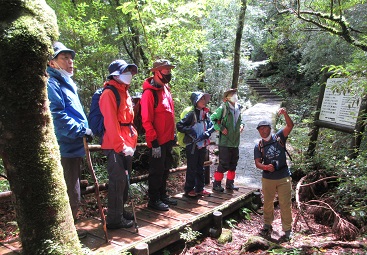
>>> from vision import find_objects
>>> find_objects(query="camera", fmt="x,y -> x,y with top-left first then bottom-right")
271,160 -> 278,171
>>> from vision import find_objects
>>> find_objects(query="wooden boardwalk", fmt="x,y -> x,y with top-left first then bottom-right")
0,184 -> 257,255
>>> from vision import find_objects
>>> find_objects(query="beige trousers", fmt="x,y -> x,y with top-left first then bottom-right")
262,176 -> 292,231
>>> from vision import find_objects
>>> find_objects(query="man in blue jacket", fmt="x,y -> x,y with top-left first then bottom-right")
47,42 -> 92,227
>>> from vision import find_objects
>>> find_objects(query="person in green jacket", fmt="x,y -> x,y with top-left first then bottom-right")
210,88 -> 244,192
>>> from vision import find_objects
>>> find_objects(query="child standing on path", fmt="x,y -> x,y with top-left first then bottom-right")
210,88 -> 244,192
176,92 -> 215,197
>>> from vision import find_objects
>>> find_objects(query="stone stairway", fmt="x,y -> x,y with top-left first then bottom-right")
246,78 -> 283,102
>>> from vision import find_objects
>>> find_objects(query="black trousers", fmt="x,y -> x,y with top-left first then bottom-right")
61,157 -> 82,220
217,146 -> 239,173
103,149 -> 131,224
148,142 -> 173,202
184,144 -> 206,193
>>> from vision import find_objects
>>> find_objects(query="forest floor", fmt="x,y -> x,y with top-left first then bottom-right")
1,149 -> 367,254
156,203 -> 367,255
1,168 -> 366,254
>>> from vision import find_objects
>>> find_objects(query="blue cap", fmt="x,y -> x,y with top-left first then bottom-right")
108,59 -> 138,78
52,42 -> 75,59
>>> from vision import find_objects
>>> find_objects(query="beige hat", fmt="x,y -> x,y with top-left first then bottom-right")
223,88 -> 237,99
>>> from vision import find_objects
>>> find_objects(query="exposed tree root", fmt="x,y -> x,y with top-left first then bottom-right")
302,240 -> 367,250
305,200 -> 359,241
294,175 -> 359,241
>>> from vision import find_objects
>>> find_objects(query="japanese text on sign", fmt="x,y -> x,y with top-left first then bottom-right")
319,78 -> 361,127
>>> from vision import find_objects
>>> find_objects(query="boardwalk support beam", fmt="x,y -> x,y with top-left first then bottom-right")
209,211 -> 222,238
133,242 -> 149,255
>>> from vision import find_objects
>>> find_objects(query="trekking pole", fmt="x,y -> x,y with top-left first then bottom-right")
190,137 -> 201,155
83,137 -> 109,243
125,169 -> 139,232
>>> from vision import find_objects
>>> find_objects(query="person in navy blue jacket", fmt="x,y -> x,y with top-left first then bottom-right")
47,42 -> 92,223
176,92 -> 215,197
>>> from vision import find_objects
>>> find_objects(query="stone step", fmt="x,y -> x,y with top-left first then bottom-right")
249,87 -> 271,91
246,79 -> 282,102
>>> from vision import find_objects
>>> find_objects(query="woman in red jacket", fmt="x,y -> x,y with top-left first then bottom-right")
100,59 -> 138,229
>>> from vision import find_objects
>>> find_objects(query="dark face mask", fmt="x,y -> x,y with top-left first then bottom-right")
159,71 -> 172,83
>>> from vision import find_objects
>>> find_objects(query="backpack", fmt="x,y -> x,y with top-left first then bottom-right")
258,134 -> 292,162
88,85 -> 120,139
132,88 -> 158,135
177,106 -> 197,147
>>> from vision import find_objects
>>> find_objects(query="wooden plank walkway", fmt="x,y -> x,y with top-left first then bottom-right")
0,184 -> 257,255
79,183 -> 256,254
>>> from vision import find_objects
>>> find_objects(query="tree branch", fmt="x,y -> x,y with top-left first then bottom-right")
273,1 -> 367,52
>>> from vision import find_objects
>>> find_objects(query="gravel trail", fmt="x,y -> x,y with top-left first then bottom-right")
234,101 -> 282,189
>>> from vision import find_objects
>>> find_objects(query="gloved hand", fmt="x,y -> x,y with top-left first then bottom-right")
123,146 -> 135,157
173,133 -> 177,143
84,128 -> 94,143
152,146 -> 161,158
85,128 -> 93,136
197,131 -> 211,142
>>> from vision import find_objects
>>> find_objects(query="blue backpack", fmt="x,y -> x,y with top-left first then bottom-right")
88,85 -> 120,139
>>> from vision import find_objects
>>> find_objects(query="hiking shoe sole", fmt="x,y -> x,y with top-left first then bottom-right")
197,190 -> 211,197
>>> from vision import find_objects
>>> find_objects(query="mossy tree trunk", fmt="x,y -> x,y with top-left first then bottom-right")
0,0 -> 83,254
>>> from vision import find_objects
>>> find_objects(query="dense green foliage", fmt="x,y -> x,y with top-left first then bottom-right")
45,0 -> 249,116
2,0 -> 366,243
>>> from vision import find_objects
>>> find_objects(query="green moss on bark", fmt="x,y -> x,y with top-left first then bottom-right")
0,0 -> 83,254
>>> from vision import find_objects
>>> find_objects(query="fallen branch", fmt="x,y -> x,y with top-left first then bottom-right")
298,176 -> 340,187
294,175 -> 313,232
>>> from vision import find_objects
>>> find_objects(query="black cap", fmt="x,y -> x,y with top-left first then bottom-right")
256,120 -> 271,129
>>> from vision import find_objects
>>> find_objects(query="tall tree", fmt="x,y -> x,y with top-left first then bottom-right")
0,0 -> 83,254
232,0 -> 247,88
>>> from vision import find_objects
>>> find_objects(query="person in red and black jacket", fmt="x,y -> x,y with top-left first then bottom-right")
140,59 -> 177,211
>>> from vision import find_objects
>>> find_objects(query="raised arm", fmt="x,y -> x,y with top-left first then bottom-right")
278,108 -> 293,137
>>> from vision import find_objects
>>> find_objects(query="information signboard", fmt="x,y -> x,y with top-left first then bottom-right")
319,78 -> 362,128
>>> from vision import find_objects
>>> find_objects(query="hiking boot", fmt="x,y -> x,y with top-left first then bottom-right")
106,217 -> 133,229
212,181 -> 224,192
259,224 -> 273,237
185,190 -> 197,197
197,189 -> 211,197
280,230 -> 293,242
123,210 -> 134,220
226,180 -> 239,191
76,229 -> 87,239
161,196 -> 178,206
148,200 -> 169,211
